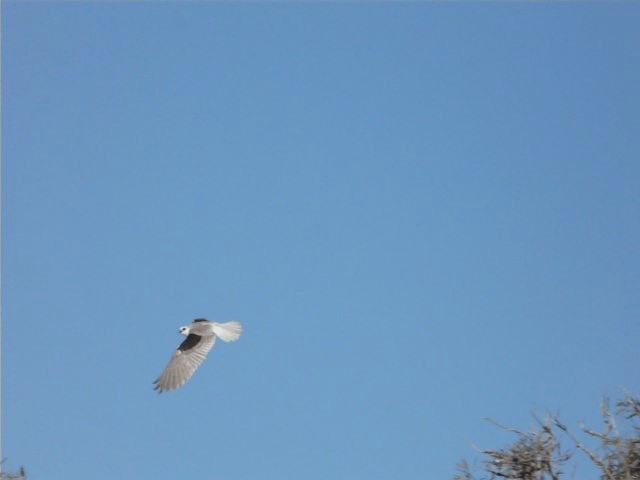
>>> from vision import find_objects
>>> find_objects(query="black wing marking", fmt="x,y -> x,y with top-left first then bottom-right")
193,318 -> 208,323
178,333 -> 202,352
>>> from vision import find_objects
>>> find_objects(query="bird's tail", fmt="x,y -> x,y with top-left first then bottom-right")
212,321 -> 243,343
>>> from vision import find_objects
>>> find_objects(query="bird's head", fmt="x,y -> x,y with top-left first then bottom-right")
179,326 -> 190,336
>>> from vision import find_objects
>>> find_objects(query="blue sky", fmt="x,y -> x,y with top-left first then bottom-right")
3,2 -> 639,479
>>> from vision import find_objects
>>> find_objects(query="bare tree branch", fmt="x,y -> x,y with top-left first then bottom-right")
455,391 -> 640,480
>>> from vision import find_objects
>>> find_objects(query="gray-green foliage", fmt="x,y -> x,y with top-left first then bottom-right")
0,465 -> 26,480
456,391 -> 640,480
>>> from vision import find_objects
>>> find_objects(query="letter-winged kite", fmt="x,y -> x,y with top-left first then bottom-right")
154,319 -> 243,393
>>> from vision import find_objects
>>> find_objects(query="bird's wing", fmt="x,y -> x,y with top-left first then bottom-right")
153,334 -> 216,393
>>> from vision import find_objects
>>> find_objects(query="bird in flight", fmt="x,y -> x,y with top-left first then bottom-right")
154,319 -> 243,393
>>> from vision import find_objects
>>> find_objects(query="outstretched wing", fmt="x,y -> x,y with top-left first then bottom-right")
153,334 -> 216,393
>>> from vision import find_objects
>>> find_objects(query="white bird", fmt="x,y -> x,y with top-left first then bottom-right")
154,319 -> 243,393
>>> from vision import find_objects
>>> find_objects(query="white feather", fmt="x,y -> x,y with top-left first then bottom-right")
212,321 -> 243,343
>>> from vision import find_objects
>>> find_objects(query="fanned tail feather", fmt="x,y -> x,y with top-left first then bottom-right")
212,321 -> 243,342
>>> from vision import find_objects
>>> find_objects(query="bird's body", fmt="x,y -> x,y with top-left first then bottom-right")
154,319 -> 242,393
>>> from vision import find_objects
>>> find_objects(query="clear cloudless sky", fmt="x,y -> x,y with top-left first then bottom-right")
2,2 -> 639,480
